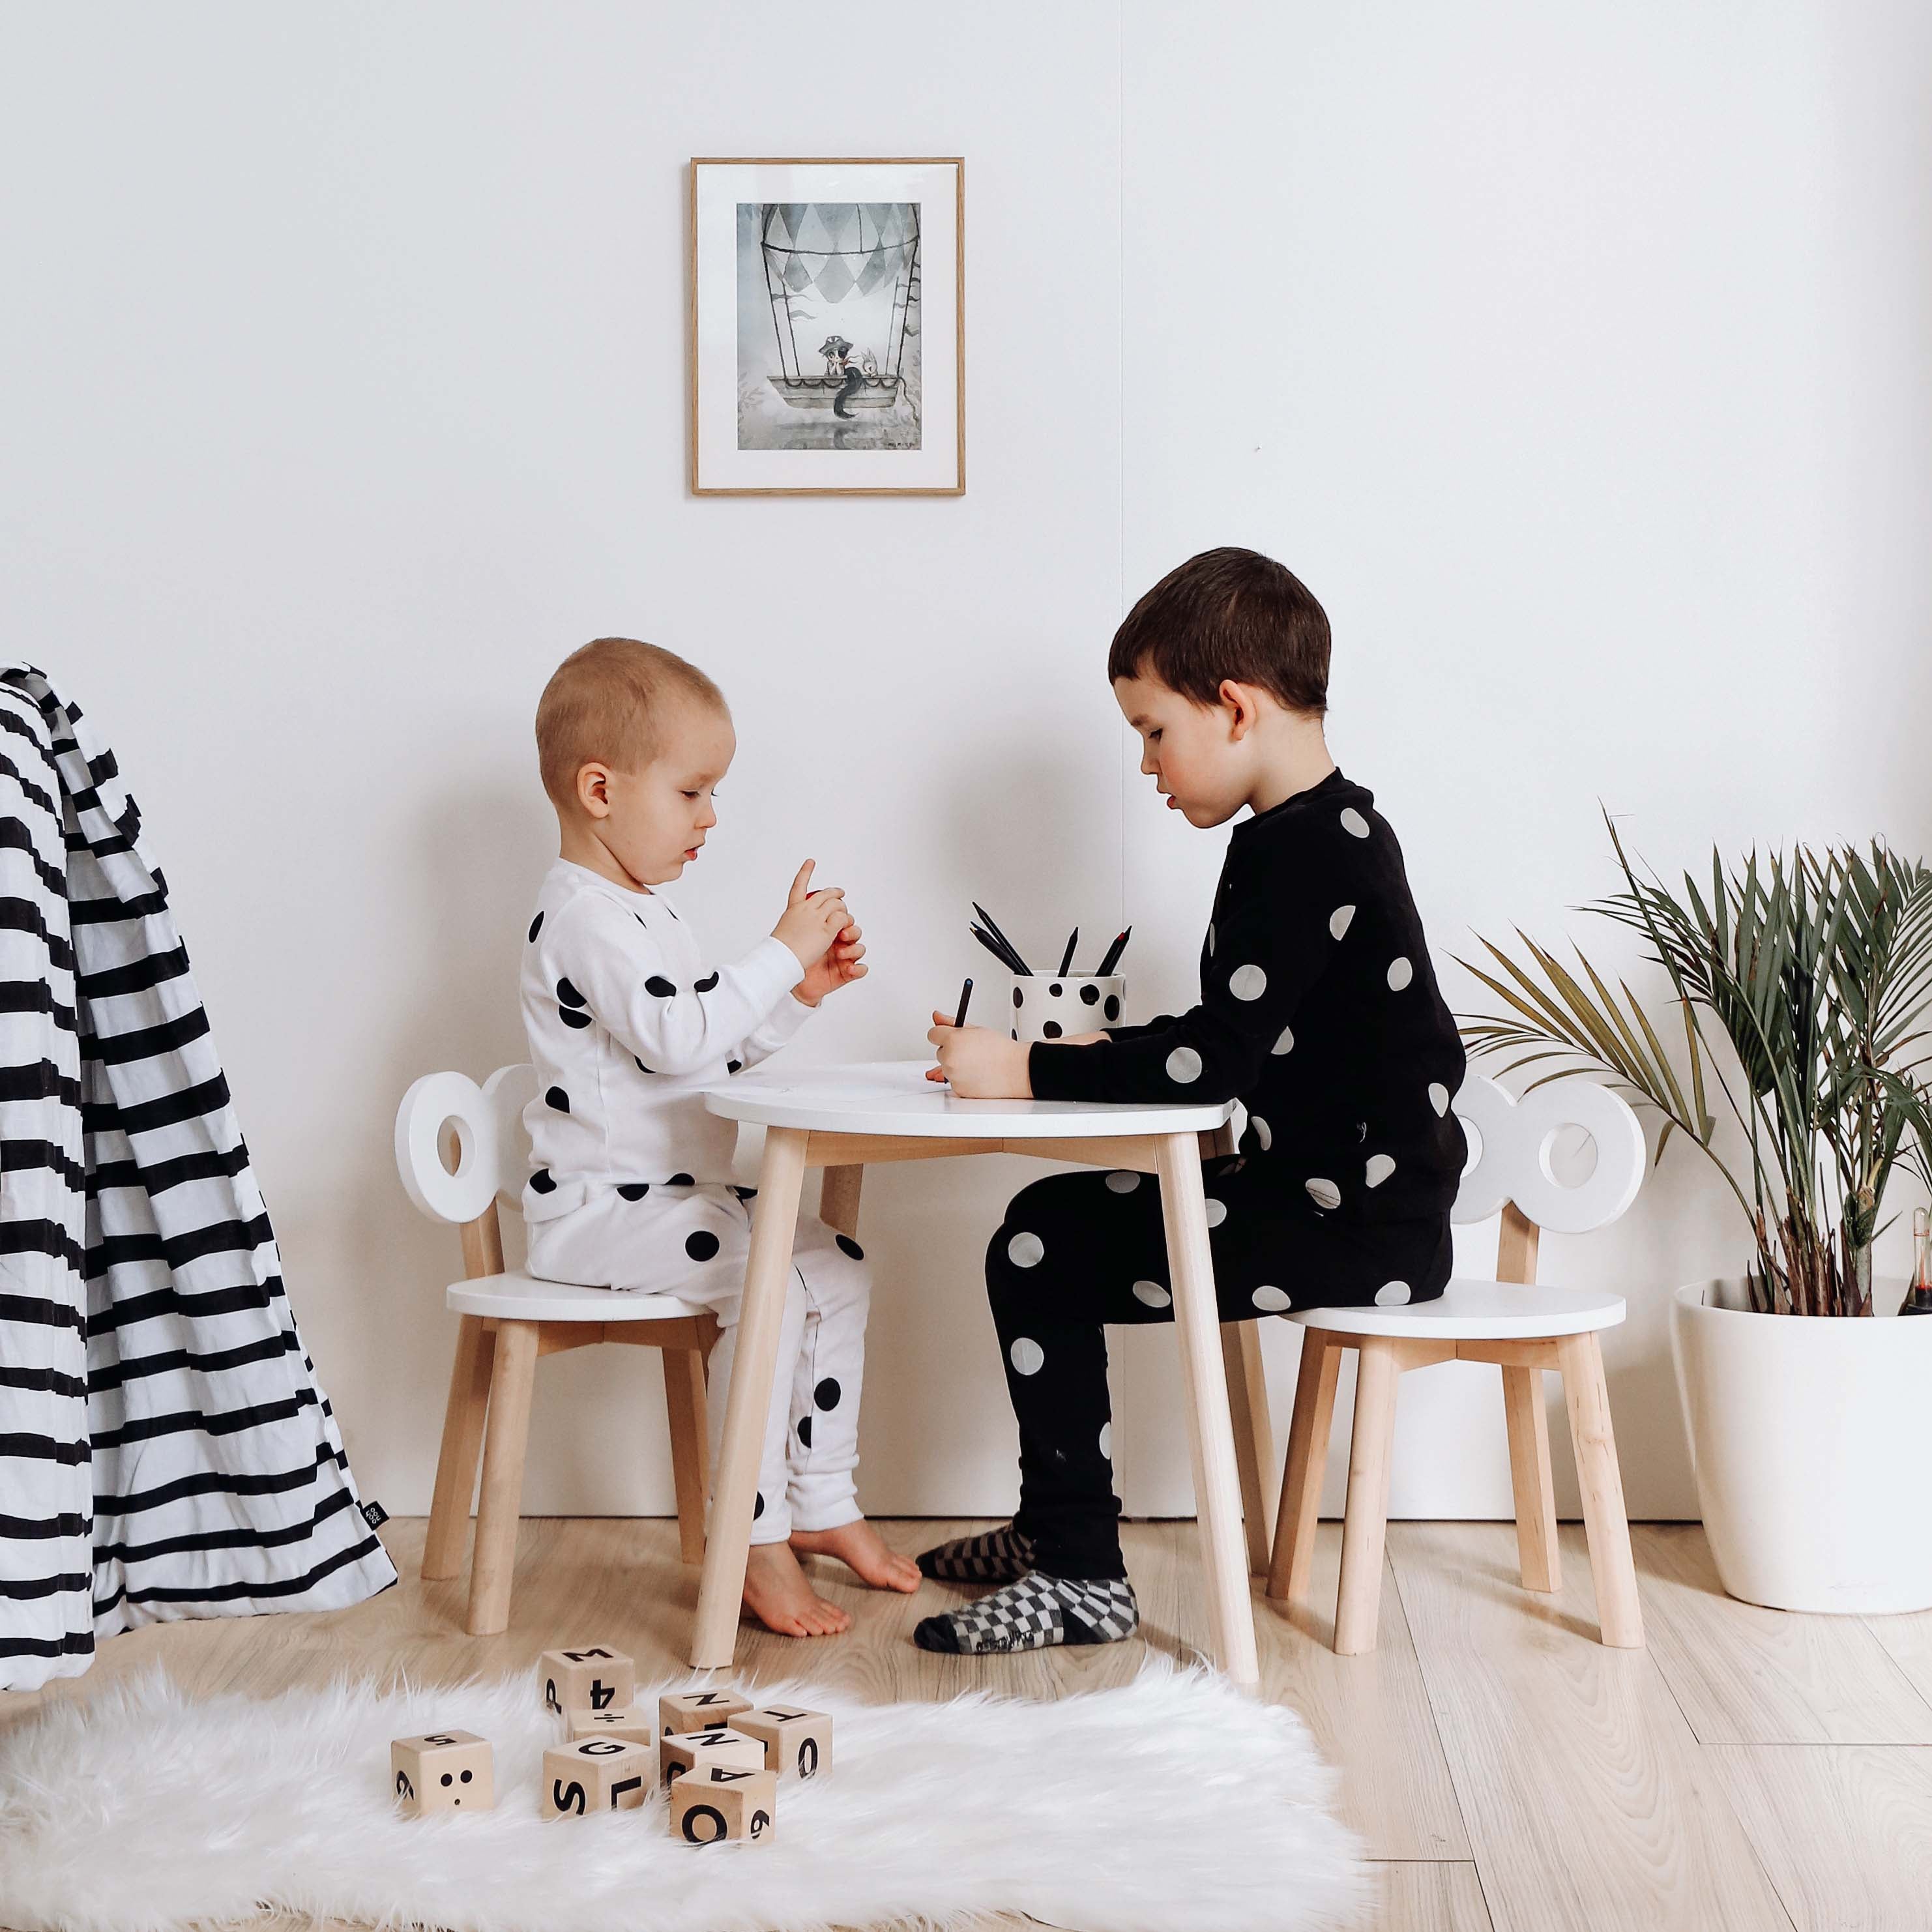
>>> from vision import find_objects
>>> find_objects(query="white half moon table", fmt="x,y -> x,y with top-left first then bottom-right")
696,1059 -> 1259,1686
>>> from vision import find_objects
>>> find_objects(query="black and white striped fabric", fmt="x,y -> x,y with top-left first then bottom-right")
0,666 -> 395,1693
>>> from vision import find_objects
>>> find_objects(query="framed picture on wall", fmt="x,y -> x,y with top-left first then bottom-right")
688,157 -> 964,495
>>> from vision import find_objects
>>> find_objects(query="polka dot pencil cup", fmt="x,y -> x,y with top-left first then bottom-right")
1010,974 -> 1125,1043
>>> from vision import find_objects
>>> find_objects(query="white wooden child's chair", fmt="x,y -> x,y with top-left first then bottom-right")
1264,1074 -> 1647,1654
395,1064 -> 720,1636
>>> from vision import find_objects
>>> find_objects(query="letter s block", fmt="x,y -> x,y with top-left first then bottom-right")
670,1764 -> 777,1845
540,1737 -> 654,1819
390,1731 -> 494,1815
538,1646 -> 636,1716
737,1704 -> 832,1781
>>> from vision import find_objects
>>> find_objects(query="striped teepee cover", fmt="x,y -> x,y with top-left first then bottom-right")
0,666 -> 395,1691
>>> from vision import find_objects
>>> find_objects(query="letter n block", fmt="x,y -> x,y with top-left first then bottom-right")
390,1731 -> 494,1815
538,1646 -> 636,1715
658,1725 -> 764,1790
658,1686 -> 752,1736
671,1764 -> 778,1845
540,1737 -> 654,1819
737,1705 -> 832,1781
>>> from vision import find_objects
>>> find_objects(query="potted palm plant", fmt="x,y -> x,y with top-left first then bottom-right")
1461,817 -> 1932,1613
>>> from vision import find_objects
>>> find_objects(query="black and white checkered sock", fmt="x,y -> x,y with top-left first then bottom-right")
913,1571 -> 1139,1654
916,1523 -> 1037,1584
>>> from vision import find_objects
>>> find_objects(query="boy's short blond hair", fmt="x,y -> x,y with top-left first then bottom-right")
534,637 -> 728,811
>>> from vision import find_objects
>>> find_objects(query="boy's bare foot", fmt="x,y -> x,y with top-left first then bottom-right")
789,1519 -> 922,1594
742,1541 -> 852,1637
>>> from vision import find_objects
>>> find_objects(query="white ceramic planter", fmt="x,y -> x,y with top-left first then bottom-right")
1672,1278 -> 1932,1614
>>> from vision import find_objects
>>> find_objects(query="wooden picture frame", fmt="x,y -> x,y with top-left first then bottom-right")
688,157 -> 965,496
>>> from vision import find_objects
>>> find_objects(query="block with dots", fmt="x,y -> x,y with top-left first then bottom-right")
538,1646 -> 635,1716
390,1731 -> 493,1815
540,1736 -> 654,1819
736,1704 -> 832,1782
669,1764 -> 777,1845
566,1705 -> 652,1749
658,1725 -> 764,1791
658,1686 -> 751,1736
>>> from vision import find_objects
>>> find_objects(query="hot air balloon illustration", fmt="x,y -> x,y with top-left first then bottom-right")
755,201 -> 920,420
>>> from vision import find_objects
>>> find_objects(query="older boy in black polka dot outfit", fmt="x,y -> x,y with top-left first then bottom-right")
917,549 -> 1467,1654
521,637 -> 920,1639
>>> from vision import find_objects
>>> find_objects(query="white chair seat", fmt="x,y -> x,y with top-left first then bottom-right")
1288,1278 -> 1626,1340
446,1270 -> 707,1324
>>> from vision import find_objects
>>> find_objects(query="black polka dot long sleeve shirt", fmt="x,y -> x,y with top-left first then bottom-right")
1028,770 -> 1467,1226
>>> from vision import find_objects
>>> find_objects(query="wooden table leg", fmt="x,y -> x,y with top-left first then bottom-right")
690,1125 -> 809,1668
818,1163 -> 864,1240
1266,1326 -> 1341,1605
1156,1131 -> 1261,1688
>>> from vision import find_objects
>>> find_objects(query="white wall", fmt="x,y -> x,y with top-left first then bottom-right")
3,3 -> 1927,1527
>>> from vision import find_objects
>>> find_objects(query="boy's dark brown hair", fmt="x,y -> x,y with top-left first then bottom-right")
1107,546 -> 1330,715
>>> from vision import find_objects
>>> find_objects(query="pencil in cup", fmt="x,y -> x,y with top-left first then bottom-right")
1008,971 -> 1126,1044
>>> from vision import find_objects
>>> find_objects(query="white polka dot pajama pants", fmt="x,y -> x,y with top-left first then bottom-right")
988,1158 -> 1452,1579
526,1186 -> 871,1544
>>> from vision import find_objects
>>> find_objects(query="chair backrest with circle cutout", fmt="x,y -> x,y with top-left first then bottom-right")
1447,1072 -> 1647,1237
395,1064 -> 540,1227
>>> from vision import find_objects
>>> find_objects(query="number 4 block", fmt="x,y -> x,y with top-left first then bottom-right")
540,1736 -> 653,1819
539,1647 -> 635,1715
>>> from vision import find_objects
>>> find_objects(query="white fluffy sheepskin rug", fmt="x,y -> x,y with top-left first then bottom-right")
0,1661 -> 1368,1932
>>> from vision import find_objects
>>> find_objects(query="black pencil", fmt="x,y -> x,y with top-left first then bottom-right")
953,977 -> 974,1028
1058,928 -> 1079,976
971,923 -> 1027,975
1096,926 -> 1132,976
972,902 -> 1031,975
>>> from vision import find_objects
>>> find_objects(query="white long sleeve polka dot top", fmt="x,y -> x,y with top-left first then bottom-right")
518,859 -> 810,1222
1029,770 -> 1468,1225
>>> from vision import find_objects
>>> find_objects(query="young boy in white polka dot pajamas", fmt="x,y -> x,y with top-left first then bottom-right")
520,638 -> 920,1639
918,549 -> 1467,1654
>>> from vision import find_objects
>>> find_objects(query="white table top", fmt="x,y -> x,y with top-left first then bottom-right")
701,1058 -> 1233,1139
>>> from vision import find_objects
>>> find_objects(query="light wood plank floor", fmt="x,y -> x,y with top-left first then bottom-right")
5,1516 -> 1930,1931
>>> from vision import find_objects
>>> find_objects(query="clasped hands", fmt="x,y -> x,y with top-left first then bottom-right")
773,860 -> 866,1006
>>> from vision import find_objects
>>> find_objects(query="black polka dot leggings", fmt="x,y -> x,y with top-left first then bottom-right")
988,1157 -> 1454,1580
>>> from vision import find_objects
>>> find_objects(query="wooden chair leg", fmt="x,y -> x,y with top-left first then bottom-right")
1501,1360 -> 1562,1593
1222,1320 -> 1277,1579
422,1313 -> 496,1581
465,1316 -> 538,1637
1556,1330 -> 1644,1648
1266,1328 -> 1341,1605
663,1345 -> 711,1567
1334,1336 -> 1401,1655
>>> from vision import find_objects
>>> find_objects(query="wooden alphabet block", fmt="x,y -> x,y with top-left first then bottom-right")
737,1703 -> 833,1781
669,1764 -> 778,1845
567,1705 -> 652,1749
540,1736 -> 654,1819
538,1646 -> 635,1716
390,1731 -> 494,1815
658,1725 -> 765,1790
658,1686 -> 752,1736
